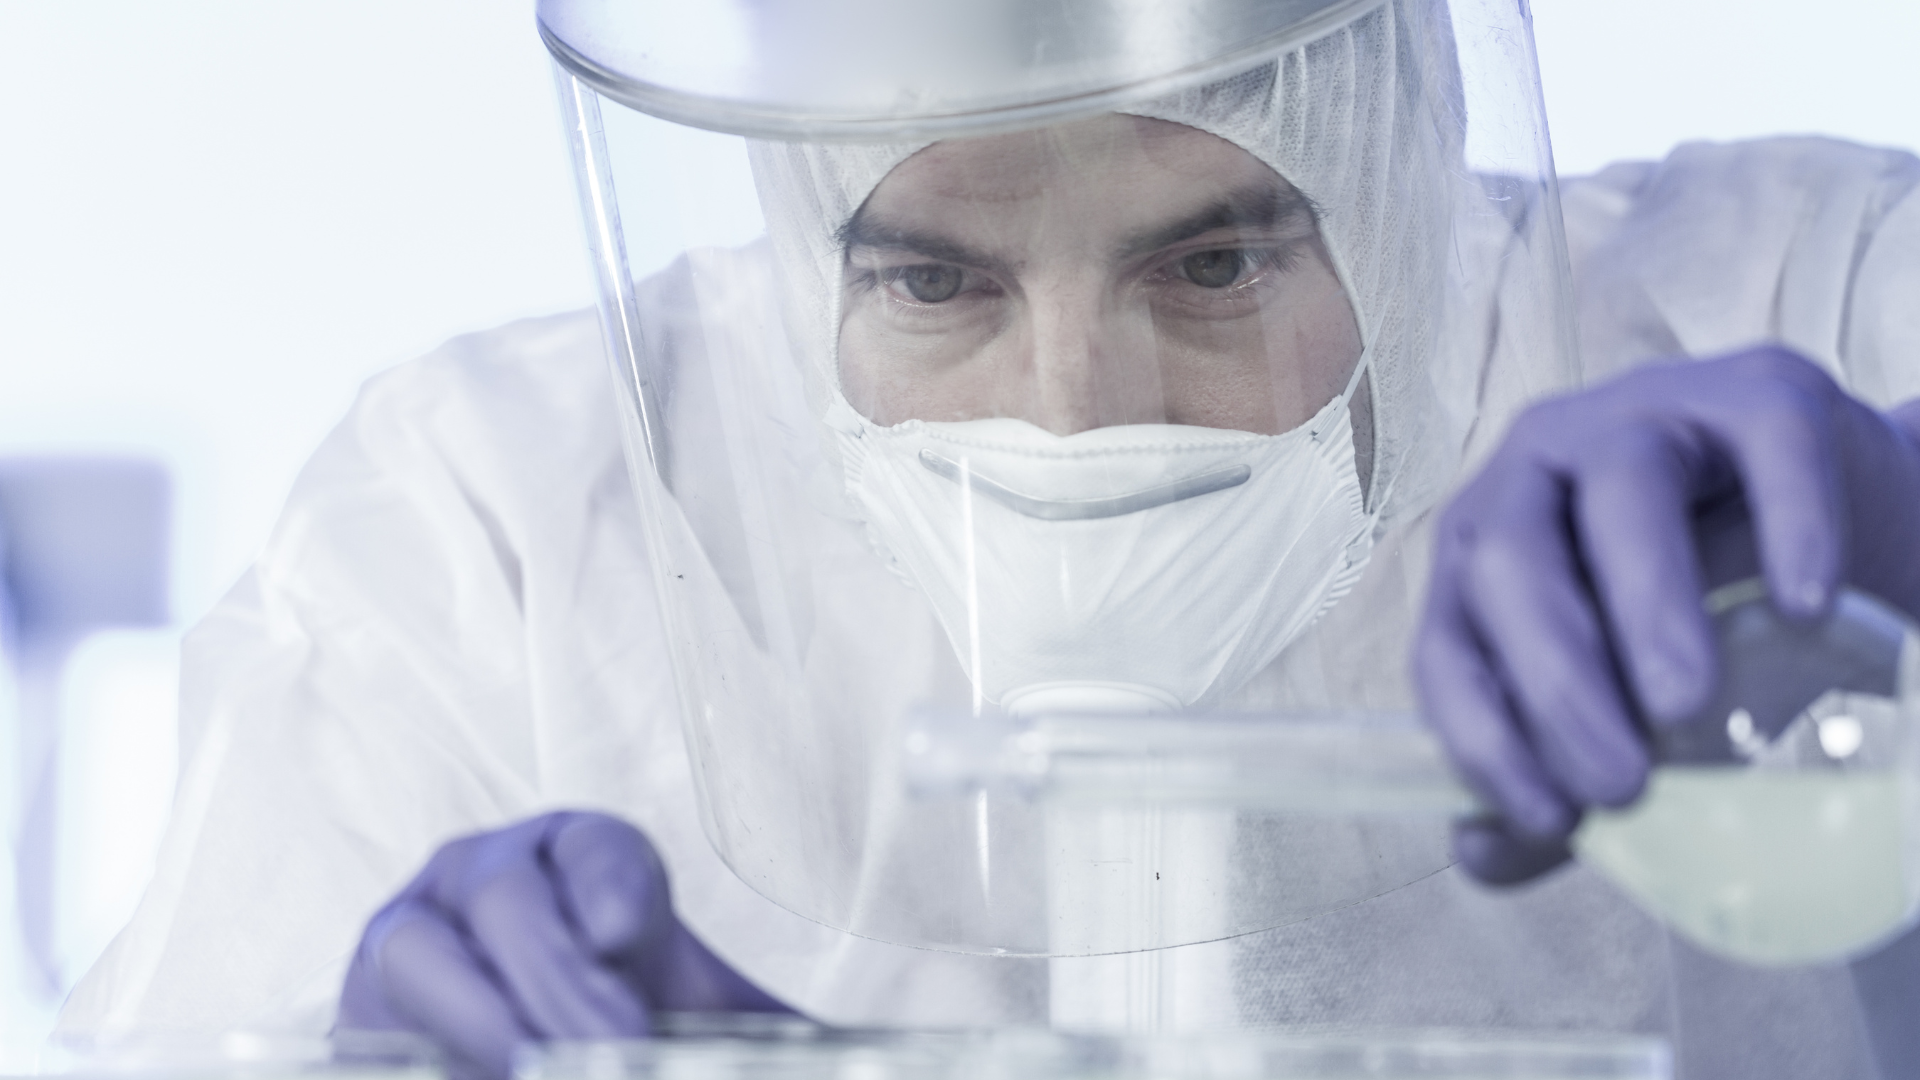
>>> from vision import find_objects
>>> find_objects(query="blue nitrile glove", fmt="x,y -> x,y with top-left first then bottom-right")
336,811 -> 792,1080
1414,346 -> 1920,885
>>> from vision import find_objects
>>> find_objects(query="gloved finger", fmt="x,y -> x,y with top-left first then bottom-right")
1885,397 -> 1920,444
1691,494 -> 1763,591
1566,416 -> 1717,725
549,814 -> 671,961
369,899 -> 534,1080
1454,450 -> 1649,810
1451,815 -> 1574,886
431,817 -> 648,1039
1687,350 -> 1846,620
639,921 -> 795,1013
1415,519 -> 1574,839
549,816 -> 795,1015
1830,396 -> 1920,612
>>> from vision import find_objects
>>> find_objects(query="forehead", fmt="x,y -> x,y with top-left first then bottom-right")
864,114 -> 1285,215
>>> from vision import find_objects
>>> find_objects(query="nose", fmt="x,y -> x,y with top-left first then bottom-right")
1016,279 -> 1163,436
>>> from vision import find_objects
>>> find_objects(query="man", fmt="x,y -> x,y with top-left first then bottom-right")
58,2 -> 1920,1077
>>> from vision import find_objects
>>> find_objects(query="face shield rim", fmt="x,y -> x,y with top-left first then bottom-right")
538,0 -> 1387,142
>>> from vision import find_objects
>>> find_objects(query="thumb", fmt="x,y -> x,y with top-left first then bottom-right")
1453,815 -> 1574,886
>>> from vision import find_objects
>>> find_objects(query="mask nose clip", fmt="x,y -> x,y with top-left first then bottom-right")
917,449 -> 1249,521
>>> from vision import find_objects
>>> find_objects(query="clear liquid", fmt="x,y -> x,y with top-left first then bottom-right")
1574,767 -> 1917,965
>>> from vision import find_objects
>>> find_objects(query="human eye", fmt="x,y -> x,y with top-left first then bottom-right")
1179,249 -> 1246,288
1138,240 -> 1310,319
878,262 -> 994,305
1173,246 -> 1300,290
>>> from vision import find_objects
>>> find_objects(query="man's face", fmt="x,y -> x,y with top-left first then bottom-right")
838,114 -> 1363,437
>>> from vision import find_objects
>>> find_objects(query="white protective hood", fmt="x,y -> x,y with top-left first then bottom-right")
749,0 -> 1463,529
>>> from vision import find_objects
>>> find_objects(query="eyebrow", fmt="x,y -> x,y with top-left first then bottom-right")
837,212 -> 1020,279
1113,183 -> 1320,261
835,181 -> 1318,274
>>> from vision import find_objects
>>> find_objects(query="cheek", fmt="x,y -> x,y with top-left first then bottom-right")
1153,322 -> 1284,431
837,297 -> 1017,425
1151,269 -> 1362,434
1272,269 -> 1365,406
835,311 -> 895,420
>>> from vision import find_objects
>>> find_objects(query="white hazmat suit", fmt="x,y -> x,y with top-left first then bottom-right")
56,134 -> 1920,1079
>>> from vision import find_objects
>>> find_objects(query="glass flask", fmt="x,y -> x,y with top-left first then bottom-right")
1574,579 -> 1920,966
918,579 -> 1920,967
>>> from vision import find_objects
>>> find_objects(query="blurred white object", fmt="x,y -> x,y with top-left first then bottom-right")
56,631 -> 180,992
0,460 -> 171,1003
42,1029 -> 440,1079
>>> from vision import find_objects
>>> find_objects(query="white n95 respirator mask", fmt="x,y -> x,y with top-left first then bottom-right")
828,374 -> 1375,714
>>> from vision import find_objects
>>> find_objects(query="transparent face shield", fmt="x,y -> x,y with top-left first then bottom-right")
545,0 -> 1578,955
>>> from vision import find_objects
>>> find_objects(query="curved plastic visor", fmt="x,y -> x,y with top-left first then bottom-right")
549,0 -> 1578,956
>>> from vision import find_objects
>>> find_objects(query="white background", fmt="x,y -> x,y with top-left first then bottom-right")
2,0 -> 1918,1064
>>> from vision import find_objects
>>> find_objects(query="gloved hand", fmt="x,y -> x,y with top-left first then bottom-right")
336,811 -> 792,1080
1414,346 -> 1920,884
